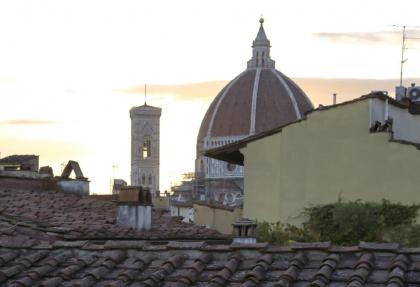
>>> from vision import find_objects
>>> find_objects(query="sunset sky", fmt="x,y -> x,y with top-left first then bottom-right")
1,0 -> 420,194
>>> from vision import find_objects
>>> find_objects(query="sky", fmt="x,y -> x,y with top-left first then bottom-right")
1,0 -> 420,194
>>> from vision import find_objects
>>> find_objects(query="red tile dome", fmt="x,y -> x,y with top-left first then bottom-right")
197,19 -> 313,153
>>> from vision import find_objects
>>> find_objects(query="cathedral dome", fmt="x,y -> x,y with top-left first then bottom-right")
197,19 -> 313,152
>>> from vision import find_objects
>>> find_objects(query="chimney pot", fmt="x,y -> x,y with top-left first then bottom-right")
232,218 -> 257,244
117,186 -> 152,231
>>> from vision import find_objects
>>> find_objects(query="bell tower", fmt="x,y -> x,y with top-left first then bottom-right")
130,102 -> 161,195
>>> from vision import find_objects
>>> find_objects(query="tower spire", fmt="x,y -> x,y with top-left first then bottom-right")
247,17 -> 275,69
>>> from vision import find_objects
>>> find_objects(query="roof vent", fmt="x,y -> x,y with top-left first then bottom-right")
117,186 -> 152,231
232,218 -> 257,244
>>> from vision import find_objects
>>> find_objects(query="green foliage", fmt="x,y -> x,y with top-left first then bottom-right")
257,199 -> 420,246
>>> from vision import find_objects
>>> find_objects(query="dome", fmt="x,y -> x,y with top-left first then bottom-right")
197,19 -> 313,152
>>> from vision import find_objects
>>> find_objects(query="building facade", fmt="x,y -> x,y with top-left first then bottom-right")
208,94 -> 420,224
130,104 -> 161,195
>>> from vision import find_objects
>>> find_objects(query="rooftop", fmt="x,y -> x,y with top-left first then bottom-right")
0,155 -> 38,165
0,188 -> 226,241
0,240 -> 417,285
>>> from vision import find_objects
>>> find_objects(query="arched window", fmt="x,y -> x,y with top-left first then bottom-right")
142,139 -> 151,159
141,173 -> 146,185
148,174 -> 152,185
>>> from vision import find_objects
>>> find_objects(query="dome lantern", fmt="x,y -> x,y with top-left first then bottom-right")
247,18 -> 274,69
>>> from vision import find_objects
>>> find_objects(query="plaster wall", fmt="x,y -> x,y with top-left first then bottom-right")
370,98 -> 420,143
242,100 -> 420,224
193,203 -> 242,234
153,197 -> 170,210
57,180 -> 89,196
170,205 -> 194,223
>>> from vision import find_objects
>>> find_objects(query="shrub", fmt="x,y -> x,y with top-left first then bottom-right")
257,199 -> 420,246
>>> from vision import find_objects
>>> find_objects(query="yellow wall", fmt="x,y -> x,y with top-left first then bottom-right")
153,197 -> 170,209
242,100 -> 420,224
193,203 -> 242,234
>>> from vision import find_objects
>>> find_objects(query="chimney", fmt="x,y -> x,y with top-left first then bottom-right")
232,218 -> 257,244
56,160 -> 89,196
332,93 -> 337,105
117,186 -> 152,231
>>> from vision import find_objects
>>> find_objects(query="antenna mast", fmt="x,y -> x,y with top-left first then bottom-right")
144,84 -> 147,105
392,25 -> 408,86
392,25 -> 420,86
400,26 -> 406,86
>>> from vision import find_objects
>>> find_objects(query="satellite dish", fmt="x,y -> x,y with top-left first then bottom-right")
409,87 -> 420,101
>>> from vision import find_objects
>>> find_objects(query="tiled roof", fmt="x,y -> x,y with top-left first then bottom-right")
0,155 -> 38,164
0,189 -> 226,241
197,69 -> 313,146
0,240 -> 418,286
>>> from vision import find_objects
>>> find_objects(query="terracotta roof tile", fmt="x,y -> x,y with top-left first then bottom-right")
0,189 -> 226,241
0,242 -> 417,285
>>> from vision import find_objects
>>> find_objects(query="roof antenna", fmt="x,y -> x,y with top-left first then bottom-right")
391,25 -> 420,86
144,84 -> 147,105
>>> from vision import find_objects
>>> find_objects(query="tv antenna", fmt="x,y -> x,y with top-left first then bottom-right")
144,84 -> 147,105
392,25 -> 420,86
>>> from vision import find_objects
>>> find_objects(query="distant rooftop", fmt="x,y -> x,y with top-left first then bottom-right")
0,155 -> 38,164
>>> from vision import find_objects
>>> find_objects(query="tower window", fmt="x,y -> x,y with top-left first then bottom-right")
142,139 -> 151,159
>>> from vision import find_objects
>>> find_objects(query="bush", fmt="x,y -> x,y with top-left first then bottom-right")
257,199 -> 420,246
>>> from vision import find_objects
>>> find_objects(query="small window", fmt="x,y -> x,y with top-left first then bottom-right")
142,139 -> 151,159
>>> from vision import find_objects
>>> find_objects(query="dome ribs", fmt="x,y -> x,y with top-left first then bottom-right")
278,70 -> 314,111
255,69 -> 300,134
197,66 -> 313,153
210,70 -> 255,138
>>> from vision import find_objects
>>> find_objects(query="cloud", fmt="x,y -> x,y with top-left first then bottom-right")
313,31 -> 405,44
119,81 -> 228,101
0,119 -> 60,125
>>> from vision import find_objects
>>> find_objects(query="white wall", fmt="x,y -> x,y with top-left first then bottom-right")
370,98 -> 420,143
